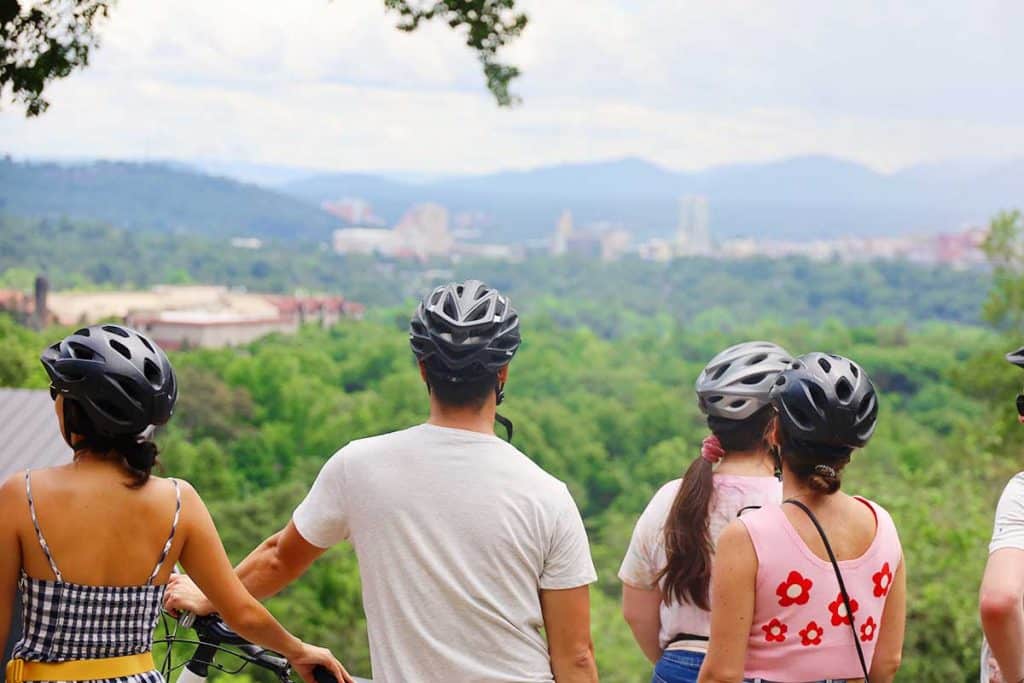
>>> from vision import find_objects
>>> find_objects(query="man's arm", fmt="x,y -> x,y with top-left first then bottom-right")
980,548 -> 1024,682
166,520 -> 326,615
621,583 -> 662,664
540,586 -> 598,683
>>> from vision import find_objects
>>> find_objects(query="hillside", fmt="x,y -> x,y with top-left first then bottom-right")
3,155 -> 1021,244
0,158 -> 340,241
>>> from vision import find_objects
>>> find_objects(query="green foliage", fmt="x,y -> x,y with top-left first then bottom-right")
0,0 -> 110,116
982,210 -> 1024,332
384,0 -> 527,106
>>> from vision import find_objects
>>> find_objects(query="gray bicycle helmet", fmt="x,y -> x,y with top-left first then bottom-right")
770,352 -> 878,451
1007,347 -> 1024,368
696,341 -> 794,420
40,324 -> 177,437
409,280 -> 521,381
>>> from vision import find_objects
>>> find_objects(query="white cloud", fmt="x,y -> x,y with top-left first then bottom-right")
1,0 -> 1022,173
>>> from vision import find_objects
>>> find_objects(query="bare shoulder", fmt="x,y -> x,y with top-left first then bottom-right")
0,471 -> 26,512
717,518 -> 754,555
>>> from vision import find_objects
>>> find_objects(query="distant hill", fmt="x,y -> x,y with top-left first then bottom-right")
0,159 -> 340,241
2,155 -> 1020,244
283,155 -> 1023,242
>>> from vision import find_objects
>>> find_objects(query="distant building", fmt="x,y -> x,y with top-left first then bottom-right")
333,228 -> 404,257
230,237 -> 263,250
395,203 -> 453,259
552,210 -> 574,255
322,198 -> 382,226
637,238 -> 674,262
677,195 -> 712,256
600,229 -> 632,262
2,283 -> 363,349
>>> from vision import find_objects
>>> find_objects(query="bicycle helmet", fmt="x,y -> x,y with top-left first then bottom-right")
769,352 -> 878,451
409,280 -> 521,381
1007,347 -> 1024,368
696,341 -> 794,420
40,324 -> 177,437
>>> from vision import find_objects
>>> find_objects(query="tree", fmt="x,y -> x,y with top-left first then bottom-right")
981,210 -> 1024,332
0,0 -> 526,117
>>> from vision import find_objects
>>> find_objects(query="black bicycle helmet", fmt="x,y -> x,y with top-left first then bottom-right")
409,279 -> 521,381
1007,347 -> 1024,368
40,324 -> 177,437
769,352 -> 878,451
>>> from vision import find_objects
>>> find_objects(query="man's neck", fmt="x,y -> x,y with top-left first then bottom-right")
427,398 -> 497,436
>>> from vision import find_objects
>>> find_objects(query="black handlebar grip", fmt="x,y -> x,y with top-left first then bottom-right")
313,665 -> 338,683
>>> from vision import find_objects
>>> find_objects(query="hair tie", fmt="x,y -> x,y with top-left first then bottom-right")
813,464 -> 837,478
701,435 -> 725,464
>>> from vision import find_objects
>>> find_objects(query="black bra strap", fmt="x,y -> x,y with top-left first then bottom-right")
784,499 -> 870,683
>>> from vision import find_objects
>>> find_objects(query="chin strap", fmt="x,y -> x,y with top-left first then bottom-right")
495,381 -> 513,441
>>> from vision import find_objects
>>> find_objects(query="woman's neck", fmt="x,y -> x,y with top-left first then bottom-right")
715,448 -> 775,477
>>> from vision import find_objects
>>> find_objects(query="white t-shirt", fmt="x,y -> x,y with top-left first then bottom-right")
618,475 -> 782,649
981,472 -> 1024,682
292,424 -> 597,683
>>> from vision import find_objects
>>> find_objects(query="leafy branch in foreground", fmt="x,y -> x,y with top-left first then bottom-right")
0,0 -> 110,116
384,0 -> 527,106
0,0 -> 527,117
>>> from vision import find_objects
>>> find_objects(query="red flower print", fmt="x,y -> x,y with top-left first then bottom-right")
762,618 -> 788,643
860,616 -> 877,642
872,562 -> 893,598
799,620 -> 823,647
776,570 -> 813,606
828,592 -> 860,626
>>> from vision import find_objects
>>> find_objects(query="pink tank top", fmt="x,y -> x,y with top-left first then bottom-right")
738,497 -> 902,682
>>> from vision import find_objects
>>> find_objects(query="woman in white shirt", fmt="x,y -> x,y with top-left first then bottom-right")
619,342 -> 792,683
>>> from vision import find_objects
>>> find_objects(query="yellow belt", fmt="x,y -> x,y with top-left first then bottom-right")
5,653 -> 155,683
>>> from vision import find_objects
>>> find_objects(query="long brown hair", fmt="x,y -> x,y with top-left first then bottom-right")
658,405 -> 774,609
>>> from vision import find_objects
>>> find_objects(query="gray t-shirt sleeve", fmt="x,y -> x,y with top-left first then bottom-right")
990,472 -> 1024,554
540,487 -> 598,590
292,448 -> 351,549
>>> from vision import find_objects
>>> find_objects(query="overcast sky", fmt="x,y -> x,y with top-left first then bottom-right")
1,0 -> 1022,174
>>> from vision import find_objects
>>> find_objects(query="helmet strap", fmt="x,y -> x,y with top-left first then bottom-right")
771,444 -> 783,481
495,381 -> 512,441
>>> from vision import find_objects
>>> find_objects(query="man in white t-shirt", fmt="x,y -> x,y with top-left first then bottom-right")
979,347 -> 1024,683
165,280 -> 599,683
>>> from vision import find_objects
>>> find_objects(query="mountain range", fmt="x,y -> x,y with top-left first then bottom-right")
2,155 -> 1020,244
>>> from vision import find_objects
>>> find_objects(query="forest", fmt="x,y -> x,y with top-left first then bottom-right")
1,226 -> 1020,680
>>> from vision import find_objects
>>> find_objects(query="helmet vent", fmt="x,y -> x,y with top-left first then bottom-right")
803,380 -> 828,414
74,328 -> 90,337
817,357 -> 832,373
747,353 -> 767,365
442,296 -> 458,319
103,325 -> 131,338
707,395 -> 724,404
113,376 -> 141,404
711,363 -> 730,381
857,391 -> 877,420
109,339 -> 132,360
68,342 -> 97,360
144,358 -> 163,386
835,377 -> 853,402
850,364 -> 859,378
137,334 -> 155,353
730,399 -> 747,408
740,372 -> 767,385
95,398 -> 126,422
775,375 -> 786,386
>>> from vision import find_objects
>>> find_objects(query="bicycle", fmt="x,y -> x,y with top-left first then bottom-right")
155,612 -> 371,683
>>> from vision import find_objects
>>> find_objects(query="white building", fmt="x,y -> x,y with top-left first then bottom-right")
333,228 -> 404,256
677,195 -> 712,256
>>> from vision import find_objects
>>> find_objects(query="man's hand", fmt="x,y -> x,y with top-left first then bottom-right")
164,573 -> 215,616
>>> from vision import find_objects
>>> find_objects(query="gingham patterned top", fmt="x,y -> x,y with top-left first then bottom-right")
12,472 -> 181,683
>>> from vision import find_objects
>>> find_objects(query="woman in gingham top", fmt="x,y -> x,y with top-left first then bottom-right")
0,325 -> 351,683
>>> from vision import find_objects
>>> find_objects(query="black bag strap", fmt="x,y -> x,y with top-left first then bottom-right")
784,499 -> 870,683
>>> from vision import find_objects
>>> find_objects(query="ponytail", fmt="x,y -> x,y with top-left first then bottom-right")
657,405 -> 775,609
657,454 -> 715,610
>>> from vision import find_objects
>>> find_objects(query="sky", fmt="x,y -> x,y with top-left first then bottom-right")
1,0 -> 1022,175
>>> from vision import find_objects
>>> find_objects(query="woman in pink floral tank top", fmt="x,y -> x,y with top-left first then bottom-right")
698,353 -> 906,683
